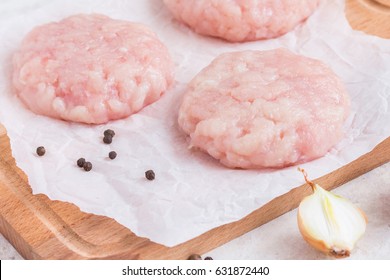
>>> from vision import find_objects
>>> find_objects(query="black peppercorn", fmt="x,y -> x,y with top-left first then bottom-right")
109,151 -> 117,160
77,158 -> 86,167
103,135 -> 112,144
36,146 -> 46,156
204,256 -> 213,260
104,129 -> 115,138
83,161 -> 92,172
187,254 -> 202,260
145,170 -> 155,180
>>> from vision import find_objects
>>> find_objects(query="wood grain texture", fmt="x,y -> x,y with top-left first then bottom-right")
1,2 -> 390,259
346,0 -> 390,38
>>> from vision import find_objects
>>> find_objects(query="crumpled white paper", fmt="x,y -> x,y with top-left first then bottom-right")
0,0 -> 389,247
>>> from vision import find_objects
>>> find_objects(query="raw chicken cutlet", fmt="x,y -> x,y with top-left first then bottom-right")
164,0 -> 321,42
178,49 -> 350,169
12,14 -> 174,124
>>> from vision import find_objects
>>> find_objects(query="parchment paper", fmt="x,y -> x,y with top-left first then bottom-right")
0,0 -> 389,247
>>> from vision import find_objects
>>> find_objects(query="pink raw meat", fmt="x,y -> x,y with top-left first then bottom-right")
164,0 -> 321,42
12,14 -> 174,124
178,49 -> 350,169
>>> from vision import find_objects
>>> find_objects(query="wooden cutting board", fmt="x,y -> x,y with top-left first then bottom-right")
1,0 -> 390,259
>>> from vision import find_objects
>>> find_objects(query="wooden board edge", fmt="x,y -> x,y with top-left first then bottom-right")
345,0 -> 390,38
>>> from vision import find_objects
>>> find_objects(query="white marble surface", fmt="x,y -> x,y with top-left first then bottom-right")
0,234 -> 23,260
1,162 -> 389,260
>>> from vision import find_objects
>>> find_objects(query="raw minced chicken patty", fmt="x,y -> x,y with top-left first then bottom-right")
178,49 -> 350,169
12,14 -> 174,124
164,0 -> 321,42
